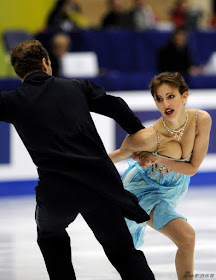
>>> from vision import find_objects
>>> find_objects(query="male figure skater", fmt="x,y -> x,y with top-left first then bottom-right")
0,40 -> 155,280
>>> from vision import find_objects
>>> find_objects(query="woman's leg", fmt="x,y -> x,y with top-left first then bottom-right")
147,209 -> 195,280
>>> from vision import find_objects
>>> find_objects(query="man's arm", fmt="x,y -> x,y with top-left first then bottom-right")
82,80 -> 144,134
90,95 -> 144,134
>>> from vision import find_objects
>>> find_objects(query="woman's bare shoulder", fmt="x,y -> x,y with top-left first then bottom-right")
188,108 -> 211,119
196,109 -> 212,125
189,109 -> 212,133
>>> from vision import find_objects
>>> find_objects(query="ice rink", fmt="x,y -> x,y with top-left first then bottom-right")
0,185 -> 215,280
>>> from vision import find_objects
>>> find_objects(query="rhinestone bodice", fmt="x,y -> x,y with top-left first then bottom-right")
151,110 -> 198,177
151,151 -> 192,177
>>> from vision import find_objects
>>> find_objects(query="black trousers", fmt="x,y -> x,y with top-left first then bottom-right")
35,175 -> 155,280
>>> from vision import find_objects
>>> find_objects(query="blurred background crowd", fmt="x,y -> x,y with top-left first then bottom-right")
1,0 -> 216,90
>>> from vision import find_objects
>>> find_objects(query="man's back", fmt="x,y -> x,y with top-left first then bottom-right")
1,72 -> 107,171
1,70 -> 151,225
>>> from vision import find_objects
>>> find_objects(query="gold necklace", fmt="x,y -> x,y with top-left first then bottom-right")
162,110 -> 188,141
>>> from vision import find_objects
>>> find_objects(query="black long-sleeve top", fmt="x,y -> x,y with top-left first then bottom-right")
0,72 -> 148,223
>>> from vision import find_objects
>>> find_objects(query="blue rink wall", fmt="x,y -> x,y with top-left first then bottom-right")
0,90 -> 215,197
0,172 -> 216,197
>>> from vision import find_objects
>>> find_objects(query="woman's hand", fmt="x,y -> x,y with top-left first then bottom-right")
132,152 -> 157,169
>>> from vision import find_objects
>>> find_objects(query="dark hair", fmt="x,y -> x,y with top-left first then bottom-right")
149,72 -> 189,97
10,40 -> 50,79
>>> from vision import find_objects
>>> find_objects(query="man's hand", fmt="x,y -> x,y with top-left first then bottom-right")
132,152 -> 155,169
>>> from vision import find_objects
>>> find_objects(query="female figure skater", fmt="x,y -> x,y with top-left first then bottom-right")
109,72 -> 212,280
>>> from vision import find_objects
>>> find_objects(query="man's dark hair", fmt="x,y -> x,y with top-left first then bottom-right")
10,40 -> 50,79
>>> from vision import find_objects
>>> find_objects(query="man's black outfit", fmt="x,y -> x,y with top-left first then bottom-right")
0,72 -> 154,280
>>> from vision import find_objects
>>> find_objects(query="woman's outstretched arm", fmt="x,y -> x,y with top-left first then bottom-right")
109,127 -> 157,163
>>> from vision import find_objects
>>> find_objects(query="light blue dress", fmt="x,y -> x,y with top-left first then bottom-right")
122,128 -> 192,248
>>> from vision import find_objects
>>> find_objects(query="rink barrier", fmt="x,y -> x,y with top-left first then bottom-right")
0,171 -> 215,197
0,90 -> 215,195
